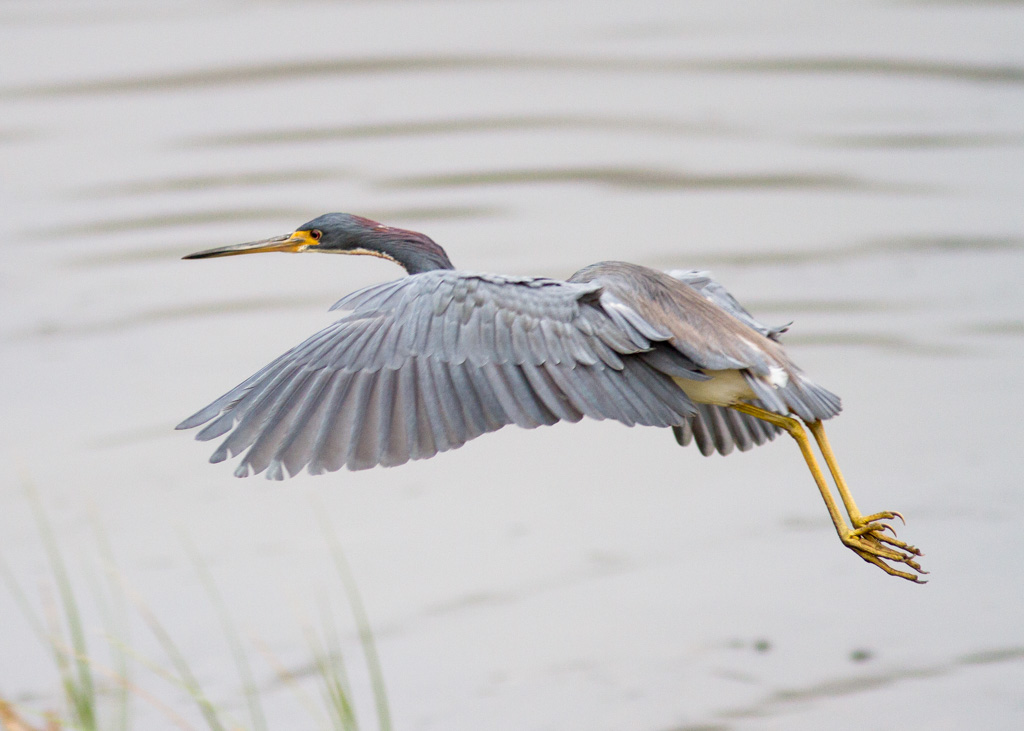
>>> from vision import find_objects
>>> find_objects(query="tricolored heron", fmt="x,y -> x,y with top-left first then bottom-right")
178,213 -> 925,582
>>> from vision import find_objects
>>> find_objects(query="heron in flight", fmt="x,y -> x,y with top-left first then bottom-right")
178,213 -> 925,582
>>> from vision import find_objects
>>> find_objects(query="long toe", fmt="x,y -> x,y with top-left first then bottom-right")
842,530 -> 928,583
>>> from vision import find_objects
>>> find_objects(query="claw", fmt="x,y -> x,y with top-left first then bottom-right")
858,510 -> 906,526
841,527 -> 927,581
878,523 -> 898,537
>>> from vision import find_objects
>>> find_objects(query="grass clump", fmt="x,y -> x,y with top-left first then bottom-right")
0,484 -> 391,731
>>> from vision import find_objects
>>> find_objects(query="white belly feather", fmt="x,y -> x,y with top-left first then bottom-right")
673,369 -> 756,406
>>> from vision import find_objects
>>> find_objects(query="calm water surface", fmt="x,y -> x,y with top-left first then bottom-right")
2,1 -> 1023,729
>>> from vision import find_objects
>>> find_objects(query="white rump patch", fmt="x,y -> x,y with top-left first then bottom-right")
768,366 -> 789,388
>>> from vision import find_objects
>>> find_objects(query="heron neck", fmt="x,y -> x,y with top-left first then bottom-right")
366,230 -> 455,275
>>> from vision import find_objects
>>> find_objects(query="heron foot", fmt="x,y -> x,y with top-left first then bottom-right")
840,517 -> 927,583
850,511 -> 923,556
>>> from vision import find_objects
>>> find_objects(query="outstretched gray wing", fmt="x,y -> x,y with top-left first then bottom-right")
177,270 -> 704,478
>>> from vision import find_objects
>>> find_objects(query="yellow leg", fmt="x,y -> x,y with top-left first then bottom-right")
806,420 -> 872,524
730,402 -> 926,582
806,419 -> 925,564
730,403 -> 849,537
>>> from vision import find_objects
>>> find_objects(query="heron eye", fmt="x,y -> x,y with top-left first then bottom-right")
311,229 -> 322,241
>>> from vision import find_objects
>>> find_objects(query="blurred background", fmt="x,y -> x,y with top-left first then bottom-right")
2,1 -> 1023,729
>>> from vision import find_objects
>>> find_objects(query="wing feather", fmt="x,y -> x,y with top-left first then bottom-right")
412,356 -> 454,454
723,407 -> 753,452
273,369 -> 337,477
702,403 -> 735,455
462,360 -> 511,431
304,372 -> 353,475
208,364 -> 310,462
406,363 -> 439,461
337,370 -> 379,472
428,356 -> 469,444
308,371 -> 362,475
671,401 -> 780,456
667,269 -> 790,341
520,363 -> 584,423
541,362 -> 605,420
444,361 -> 490,438
689,409 -> 717,456
243,368 -> 324,477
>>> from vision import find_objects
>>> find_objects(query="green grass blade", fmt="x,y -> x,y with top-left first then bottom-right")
129,592 -> 227,731
1,546 -> 195,731
319,599 -> 360,731
248,633 -> 331,731
98,636 -> 203,731
181,533 -> 269,731
87,511 -> 133,731
0,552 -> 79,730
24,480 -> 97,731
0,551 -> 52,659
301,616 -> 358,731
314,508 -> 392,731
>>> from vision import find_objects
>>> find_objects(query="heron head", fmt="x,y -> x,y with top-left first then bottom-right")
182,212 -> 455,274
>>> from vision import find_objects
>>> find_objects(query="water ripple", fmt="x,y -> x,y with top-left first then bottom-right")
5,54 -> 1023,98
73,168 -> 349,198
181,115 -> 731,148
813,131 -> 1024,149
783,332 -> 962,356
382,166 -> 896,193
960,319 -> 1024,337
739,299 -> 898,316
715,645 -> 1024,723
656,235 -> 1024,268
41,207 -> 315,237
10,296 -> 331,341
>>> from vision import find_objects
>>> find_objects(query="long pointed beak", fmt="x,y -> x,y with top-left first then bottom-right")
183,233 -> 310,260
